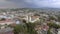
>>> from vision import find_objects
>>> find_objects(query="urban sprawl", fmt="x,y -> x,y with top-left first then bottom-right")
0,8 -> 60,34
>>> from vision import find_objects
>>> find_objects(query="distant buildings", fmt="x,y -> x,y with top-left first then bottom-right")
0,18 -> 15,25
0,9 -> 60,34
0,27 -> 14,34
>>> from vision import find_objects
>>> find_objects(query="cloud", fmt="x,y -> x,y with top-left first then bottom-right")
20,0 -> 60,8
0,0 -> 27,8
0,0 -> 20,8
0,0 -> 60,8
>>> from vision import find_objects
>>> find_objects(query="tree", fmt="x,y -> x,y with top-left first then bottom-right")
58,16 -> 60,22
47,28 -> 52,34
14,22 -> 37,34
25,22 -> 37,34
0,18 -> 6,21
47,23 -> 60,29
49,16 -> 56,20
14,24 -> 26,34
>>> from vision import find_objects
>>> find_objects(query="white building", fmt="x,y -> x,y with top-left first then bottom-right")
26,15 -> 40,23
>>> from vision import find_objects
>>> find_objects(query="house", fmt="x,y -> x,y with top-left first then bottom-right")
41,23 -> 49,31
35,24 -> 49,34
14,13 -> 40,23
57,29 -> 60,34
26,14 -> 40,23
0,27 -> 14,34
50,28 -> 58,34
58,31 -> 60,34
0,19 -> 15,25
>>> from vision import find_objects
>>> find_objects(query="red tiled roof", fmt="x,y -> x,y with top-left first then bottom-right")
0,19 -> 14,23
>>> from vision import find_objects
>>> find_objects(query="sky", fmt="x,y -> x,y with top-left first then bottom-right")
0,0 -> 60,8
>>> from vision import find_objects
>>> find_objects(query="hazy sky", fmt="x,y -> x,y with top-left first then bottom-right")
0,0 -> 60,8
